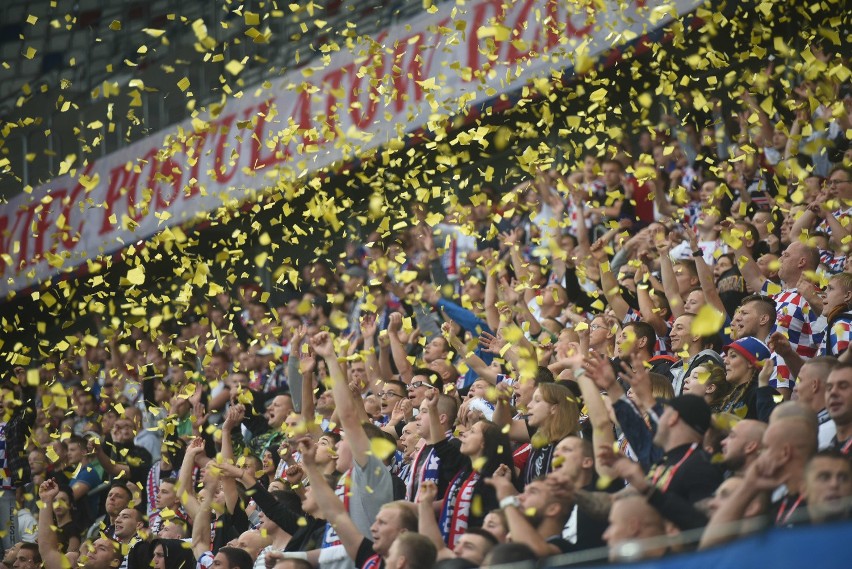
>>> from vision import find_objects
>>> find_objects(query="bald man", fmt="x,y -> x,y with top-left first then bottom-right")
720,419 -> 767,475
708,415 -> 818,531
602,495 -> 666,562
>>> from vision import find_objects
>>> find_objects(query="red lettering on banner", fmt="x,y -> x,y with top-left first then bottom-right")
100,162 -> 138,235
542,0 -> 561,51
10,201 -> 40,270
58,173 -> 87,251
566,2 -> 595,38
391,33 -> 426,111
129,148 -> 158,223
506,0 -> 537,64
152,155 -> 181,210
322,65 -> 351,141
212,112 -> 240,184
292,87 -> 315,146
349,34 -> 386,129
183,129 -> 209,198
0,208 -> 26,273
29,189 -> 62,264
251,100 -> 290,170
422,18 -> 449,83
467,1 -> 505,74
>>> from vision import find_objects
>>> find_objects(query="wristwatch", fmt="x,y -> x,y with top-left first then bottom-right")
500,495 -> 521,510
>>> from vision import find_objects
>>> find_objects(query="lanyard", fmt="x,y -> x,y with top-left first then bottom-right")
650,443 -> 697,493
841,437 -> 852,455
776,494 -> 804,525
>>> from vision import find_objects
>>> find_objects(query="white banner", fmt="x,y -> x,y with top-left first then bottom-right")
0,0 -> 701,296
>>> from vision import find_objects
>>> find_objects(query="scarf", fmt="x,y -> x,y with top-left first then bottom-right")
406,445 -> 440,501
438,469 -> 480,549
362,553 -> 382,569
321,468 -> 352,548
146,462 -> 161,515
522,442 -> 555,486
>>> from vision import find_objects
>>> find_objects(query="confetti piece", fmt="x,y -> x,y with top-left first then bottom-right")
370,438 -> 396,461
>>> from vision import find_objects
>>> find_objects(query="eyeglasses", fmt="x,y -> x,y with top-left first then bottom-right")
378,391 -> 404,399
590,324 -> 607,331
826,178 -> 850,186
407,381 -> 437,391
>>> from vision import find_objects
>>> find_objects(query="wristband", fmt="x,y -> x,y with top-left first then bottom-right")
499,495 -> 521,510
692,250 -> 703,258
499,343 -> 512,357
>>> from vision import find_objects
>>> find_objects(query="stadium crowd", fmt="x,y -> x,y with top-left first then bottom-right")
1,46 -> 851,569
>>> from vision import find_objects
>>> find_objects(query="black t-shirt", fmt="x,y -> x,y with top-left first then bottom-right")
563,478 -> 624,552
523,423 -> 558,486
648,443 -> 722,504
769,493 -> 808,528
355,538 -> 384,569
547,535 -> 573,554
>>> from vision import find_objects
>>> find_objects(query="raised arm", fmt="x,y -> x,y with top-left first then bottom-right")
484,261 -> 501,333
416,481 -> 452,560
361,313 -> 387,390
191,468 -> 216,559
486,465 -> 563,557
90,438 -> 130,479
574,364 -> 617,480
387,312 -> 415,383
685,228 -> 726,314
732,234 -> 769,293
311,332 -> 371,469
37,480 -> 65,569
176,436 -> 206,521
655,236 -> 685,318
299,438 -> 364,560
220,405 -> 244,513
634,265 -> 670,338
653,170 -> 680,218
599,258 -> 631,322
444,326 -> 499,385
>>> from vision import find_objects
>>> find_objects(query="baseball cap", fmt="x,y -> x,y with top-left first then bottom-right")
722,336 -> 771,367
663,394 -> 712,435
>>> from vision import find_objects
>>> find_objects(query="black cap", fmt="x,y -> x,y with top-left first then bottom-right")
663,394 -> 712,435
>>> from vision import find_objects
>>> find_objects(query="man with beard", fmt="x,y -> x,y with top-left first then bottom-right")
484,466 -> 575,556
39,480 -> 122,569
720,419 -> 767,475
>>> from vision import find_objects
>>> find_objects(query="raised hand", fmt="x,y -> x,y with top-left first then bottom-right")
768,332 -> 794,359
39,479 -> 59,502
479,331 -> 507,355
484,464 -> 517,501
186,437 -> 206,459
296,437 -> 318,467
223,404 -> 245,430
417,480 -> 438,505
391,399 -> 413,424
583,352 -> 617,391
299,347 -> 317,375
285,464 -> 305,487
360,313 -> 378,340
387,312 -> 403,335
290,324 -> 308,349
310,332 -> 336,359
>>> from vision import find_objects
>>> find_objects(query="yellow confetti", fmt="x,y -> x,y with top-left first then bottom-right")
370,438 -> 396,461
126,267 -> 146,286
691,305 -> 725,337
